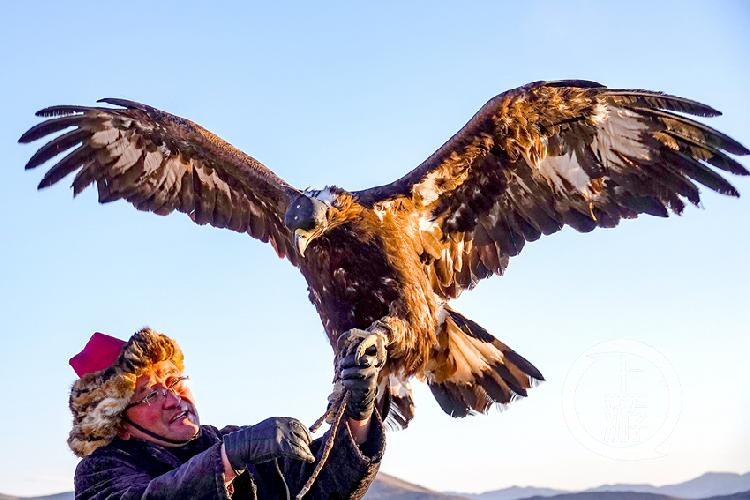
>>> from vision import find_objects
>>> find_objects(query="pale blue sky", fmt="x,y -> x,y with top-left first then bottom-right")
1,1 -> 749,496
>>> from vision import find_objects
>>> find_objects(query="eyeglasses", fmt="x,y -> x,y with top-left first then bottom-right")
125,375 -> 190,410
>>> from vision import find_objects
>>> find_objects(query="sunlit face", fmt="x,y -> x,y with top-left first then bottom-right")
121,360 -> 200,446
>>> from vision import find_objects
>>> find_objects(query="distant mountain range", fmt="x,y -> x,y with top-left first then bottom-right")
585,473 -> 750,499
365,472 -> 468,499
452,471 -> 750,500
2,471 -> 748,499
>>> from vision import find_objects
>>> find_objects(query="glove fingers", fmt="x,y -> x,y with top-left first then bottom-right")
336,330 -> 387,421
282,438 -> 315,463
342,380 -> 377,392
225,417 -> 319,467
343,381 -> 378,394
289,419 -> 312,444
348,389 -> 376,405
290,430 -> 312,449
341,364 -> 380,380
339,355 -> 371,372
340,353 -> 384,372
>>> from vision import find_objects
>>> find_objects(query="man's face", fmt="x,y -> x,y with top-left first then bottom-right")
122,360 -> 200,445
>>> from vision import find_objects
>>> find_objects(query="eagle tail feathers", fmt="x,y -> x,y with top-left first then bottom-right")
376,373 -> 415,431
427,308 -> 543,418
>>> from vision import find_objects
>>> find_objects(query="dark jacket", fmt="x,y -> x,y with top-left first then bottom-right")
74,416 -> 385,500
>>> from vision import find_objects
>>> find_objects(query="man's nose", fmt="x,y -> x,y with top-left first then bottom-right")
162,389 -> 182,408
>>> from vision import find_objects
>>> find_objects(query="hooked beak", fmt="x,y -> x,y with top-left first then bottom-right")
293,228 -> 317,258
285,194 -> 329,258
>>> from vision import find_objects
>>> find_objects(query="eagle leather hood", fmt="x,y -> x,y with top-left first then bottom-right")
284,193 -> 328,232
68,327 -> 184,457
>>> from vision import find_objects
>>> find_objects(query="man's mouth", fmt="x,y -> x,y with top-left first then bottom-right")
170,410 -> 189,424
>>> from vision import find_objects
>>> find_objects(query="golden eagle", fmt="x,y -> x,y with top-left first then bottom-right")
20,80 -> 748,428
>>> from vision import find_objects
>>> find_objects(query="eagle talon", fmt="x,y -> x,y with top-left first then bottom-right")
337,328 -> 388,368
355,333 -> 386,367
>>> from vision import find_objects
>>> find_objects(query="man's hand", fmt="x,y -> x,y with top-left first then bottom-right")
338,329 -> 387,422
222,417 -> 314,472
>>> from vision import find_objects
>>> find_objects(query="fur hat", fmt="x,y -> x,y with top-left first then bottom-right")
68,327 -> 184,457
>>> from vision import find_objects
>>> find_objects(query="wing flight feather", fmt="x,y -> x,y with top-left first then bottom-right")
19,99 -> 301,264
355,81 -> 748,298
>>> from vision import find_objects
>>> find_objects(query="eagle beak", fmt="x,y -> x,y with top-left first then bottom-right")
294,228 -> 316,258
285,194 -> 329,258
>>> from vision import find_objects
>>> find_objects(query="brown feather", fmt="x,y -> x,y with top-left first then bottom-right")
20,99 -> 300,265
355,79 -> 746,299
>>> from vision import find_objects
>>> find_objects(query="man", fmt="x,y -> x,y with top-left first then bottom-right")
68,327 -> 386,499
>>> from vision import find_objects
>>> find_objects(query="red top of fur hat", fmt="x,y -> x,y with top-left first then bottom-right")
69,332 -> 126,377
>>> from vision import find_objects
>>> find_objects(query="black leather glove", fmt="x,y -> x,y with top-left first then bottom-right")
222,417 -> 314,470
338,329 -> 386,421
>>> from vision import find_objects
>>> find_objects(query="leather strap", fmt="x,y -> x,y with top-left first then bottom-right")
123,415 -> 198,446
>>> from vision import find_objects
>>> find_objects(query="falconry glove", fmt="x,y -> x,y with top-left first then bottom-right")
222,417 -> 315,470
338,329 -> 387,421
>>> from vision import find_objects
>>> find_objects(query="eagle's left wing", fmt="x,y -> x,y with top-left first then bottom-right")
19,99 -> 301,264
355,80 -> 748,298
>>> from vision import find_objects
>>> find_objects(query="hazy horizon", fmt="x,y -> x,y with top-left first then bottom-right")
2,469 -> 749,498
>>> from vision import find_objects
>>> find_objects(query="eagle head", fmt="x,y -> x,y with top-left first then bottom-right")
284,186 -> 349,257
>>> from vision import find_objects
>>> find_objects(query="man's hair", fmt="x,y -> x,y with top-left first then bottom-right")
68,327 -> 184,457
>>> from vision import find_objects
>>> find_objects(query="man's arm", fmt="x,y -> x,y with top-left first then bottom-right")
276,329 -> 388,498
347,415 -> 372,445
74,443 -> 231,500
275,409 -> 386,500
339,327 -> 387,445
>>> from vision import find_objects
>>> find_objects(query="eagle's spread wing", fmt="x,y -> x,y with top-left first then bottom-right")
19,99 -> 300,264
355,80 -> 749,298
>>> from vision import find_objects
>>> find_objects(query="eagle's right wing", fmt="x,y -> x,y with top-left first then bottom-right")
19,99 -> 301,265
355,81 -> 748,298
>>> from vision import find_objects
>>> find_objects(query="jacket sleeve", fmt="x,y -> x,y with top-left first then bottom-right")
276,412 -> 386,500
74,442 -> 231,500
